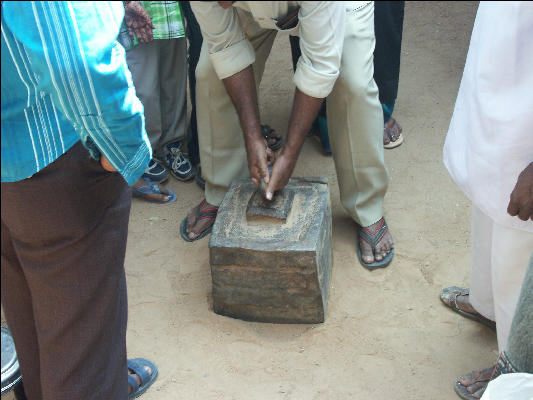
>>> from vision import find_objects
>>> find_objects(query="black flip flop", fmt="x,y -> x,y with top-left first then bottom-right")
180,200 -> 218,242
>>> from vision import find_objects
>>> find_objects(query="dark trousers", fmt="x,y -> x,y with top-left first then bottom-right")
373,1 -> 405,105
182,0 -> 203,167
1,142 -> 131,400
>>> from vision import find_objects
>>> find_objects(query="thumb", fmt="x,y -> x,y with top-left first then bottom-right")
265,172 -> 278,201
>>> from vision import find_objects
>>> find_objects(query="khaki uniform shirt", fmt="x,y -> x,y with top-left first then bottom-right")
191,1 -> 371,99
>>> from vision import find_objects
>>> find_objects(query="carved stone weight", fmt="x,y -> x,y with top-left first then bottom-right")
209,177 -> 332,323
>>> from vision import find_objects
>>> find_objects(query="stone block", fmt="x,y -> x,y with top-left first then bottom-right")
209,177 -> 332,323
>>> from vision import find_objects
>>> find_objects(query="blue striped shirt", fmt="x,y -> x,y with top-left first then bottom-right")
1,1 -> 151,186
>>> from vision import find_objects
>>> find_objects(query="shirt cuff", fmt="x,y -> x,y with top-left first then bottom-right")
119,141 -> 151,186
210,38 -> 256,80
293,59 -> 339,99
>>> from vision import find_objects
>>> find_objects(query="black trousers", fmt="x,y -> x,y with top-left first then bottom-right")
182,0 -> 203,167
373,1 -> 405,105
1,142 -> 131,400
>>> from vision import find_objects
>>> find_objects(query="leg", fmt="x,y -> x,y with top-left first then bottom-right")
491,221 -> 533,351
1,221 -> 42,400
503,253 -> 533,373
157,37 -> 195,181
181,0 -> 203,167
469,206 -> 496,320
327,3 -> 392,264
374,2 -> 405,148
185,16 -> 276,240
157,37 -> 188,153
126,41 -> 170,184
1,143 -> 130,400
125,41 -> 162,151
454,211 -> 533,399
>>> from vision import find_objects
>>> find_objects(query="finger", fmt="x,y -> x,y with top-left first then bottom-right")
266,148 -> 275,166
265,180 -> 276,201
507,199 -> 519,217
251,177 -> 260,187
518,203 -> 533,221
260,161 -> 270,185
138,27 -> 148,43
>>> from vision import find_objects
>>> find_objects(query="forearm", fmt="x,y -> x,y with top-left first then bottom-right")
222,65 -> 263,145
283,88 -> 325,159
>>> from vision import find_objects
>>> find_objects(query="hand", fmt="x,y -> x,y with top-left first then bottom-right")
124,1 -> 154,44
507,162 -> 533,221
265,150 -> 298,200
100,155 -> 117,172
245,136 -> 274,188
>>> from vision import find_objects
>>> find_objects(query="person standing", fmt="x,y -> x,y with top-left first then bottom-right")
439,2 -> 533,398
119,0 -> 194,202
1,2 -> 157,398
185,1 -> 395,269
289,1 -> 405,151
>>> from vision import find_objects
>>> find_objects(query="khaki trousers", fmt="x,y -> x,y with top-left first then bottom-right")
469,206 -> 533,352
195,3 -> 388,227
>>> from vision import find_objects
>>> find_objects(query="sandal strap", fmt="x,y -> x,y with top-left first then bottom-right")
127,359 -> 151,386
197,200 -> 218,221
134,183 -> 163,195
128,373 -> 140,393
358,218 -> 389,249
451,288 -> 470,310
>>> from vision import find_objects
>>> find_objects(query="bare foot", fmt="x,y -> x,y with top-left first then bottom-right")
185,199 -> 218,240
455,366 -> 495,399
359,218 -> 394,264
383,117 -> 403,146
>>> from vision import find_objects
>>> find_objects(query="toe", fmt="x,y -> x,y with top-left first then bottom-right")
383,129 -> 391,145
472,385 -> 487,399
467,381 -> 487,395
363,255 -> 374,264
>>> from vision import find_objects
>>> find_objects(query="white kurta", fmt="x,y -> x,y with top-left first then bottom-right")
443,1 -> 533,233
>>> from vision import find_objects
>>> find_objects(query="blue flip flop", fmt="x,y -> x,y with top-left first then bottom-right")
357,218 -> 394,269
133,177 -> 176,204
127,358 -> 158,399
180,200 -> 218,242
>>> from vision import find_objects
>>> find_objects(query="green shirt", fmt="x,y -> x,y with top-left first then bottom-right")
119,1 -> 185,50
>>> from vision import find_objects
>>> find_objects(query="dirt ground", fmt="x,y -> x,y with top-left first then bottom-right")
118,3 -> 500,400
1,2 -> 492,400
123,2 -> 496,400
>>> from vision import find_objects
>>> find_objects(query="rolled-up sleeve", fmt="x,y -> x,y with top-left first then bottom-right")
191,1 -> 255,79
294,2 -> 345,98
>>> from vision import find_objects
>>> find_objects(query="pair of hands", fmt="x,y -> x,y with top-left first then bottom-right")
246,136 -> 296,201
124,1 -> 154,43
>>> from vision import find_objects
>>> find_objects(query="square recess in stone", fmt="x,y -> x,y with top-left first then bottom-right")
209,177 -> 332,324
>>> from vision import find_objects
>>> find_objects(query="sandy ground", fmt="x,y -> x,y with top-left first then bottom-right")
3,2 -> 495,400
123,3 -> 495,399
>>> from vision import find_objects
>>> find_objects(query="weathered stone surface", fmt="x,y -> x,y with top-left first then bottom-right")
246,188 -> 294,221
209,177 -> 332,324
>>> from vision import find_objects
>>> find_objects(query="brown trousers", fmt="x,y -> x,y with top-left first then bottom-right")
1,142 -> 131,400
